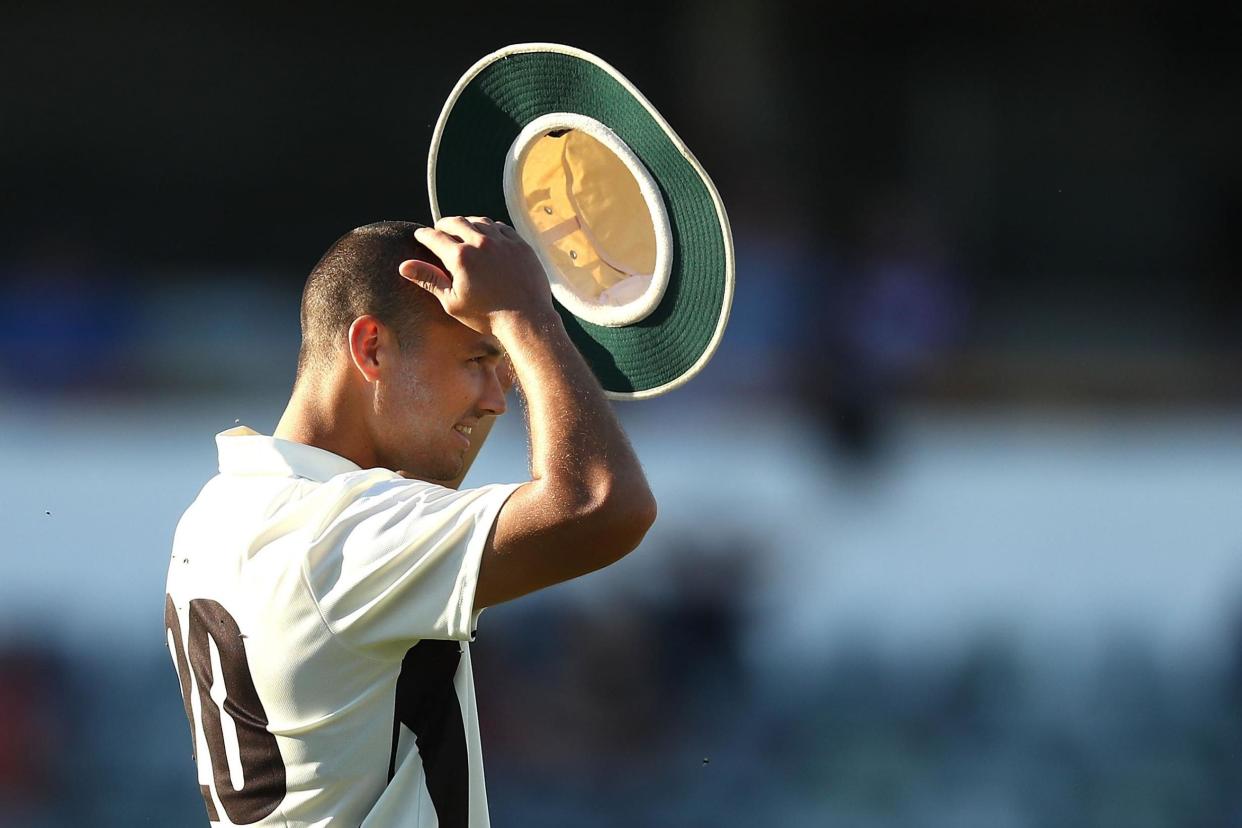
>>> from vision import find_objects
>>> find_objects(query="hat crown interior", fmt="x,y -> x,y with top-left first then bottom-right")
503,113 -> 672,328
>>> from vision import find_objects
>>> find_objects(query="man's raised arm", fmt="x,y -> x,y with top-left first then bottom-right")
400,216 -> 657,608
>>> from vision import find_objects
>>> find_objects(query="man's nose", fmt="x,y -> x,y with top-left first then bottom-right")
481,369 -> 507,417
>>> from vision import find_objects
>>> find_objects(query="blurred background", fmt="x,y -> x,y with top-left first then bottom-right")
2,2 -> 1241,826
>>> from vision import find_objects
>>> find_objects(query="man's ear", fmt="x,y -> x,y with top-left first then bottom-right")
347,316 -> 384,382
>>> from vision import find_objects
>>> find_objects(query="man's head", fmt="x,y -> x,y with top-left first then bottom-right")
292,221 -> 508,480
297,221 -> 435,380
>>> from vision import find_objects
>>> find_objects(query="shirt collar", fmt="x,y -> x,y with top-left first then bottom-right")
216,426 -> 363,482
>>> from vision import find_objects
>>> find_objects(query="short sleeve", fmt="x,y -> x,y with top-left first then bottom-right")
300,475 -> 522,654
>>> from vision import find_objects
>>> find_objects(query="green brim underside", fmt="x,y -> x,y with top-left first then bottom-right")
433,50 -> 727,396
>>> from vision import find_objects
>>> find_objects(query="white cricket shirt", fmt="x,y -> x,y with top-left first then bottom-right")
164,427 -> 521,827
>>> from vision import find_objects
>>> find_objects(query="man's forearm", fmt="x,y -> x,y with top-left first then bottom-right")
493,311 -> 649,510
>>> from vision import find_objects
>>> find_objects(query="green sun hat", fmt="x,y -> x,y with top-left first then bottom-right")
428,43 -> 734,400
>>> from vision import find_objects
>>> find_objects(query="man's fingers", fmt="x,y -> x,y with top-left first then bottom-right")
436,215 -> 486,244
475,218 -> 522,241
398,259 -> 452,295
493,220 -> 521,239
413,225 -> 465,257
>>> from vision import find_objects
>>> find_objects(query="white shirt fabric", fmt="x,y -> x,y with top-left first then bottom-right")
164,426 -> 521,827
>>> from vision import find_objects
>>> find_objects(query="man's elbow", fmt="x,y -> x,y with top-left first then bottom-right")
594,486 -> 657,561
631,488 -> 658,535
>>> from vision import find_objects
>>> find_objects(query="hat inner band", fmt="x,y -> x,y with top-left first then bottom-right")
502,113 -> 673,328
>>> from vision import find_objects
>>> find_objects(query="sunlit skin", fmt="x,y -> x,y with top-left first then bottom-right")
274,307 -> 509,483
374,319 -> 509,481
276,214 -> 655,611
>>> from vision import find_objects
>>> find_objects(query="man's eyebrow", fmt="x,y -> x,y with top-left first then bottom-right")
478,340 -> 504,358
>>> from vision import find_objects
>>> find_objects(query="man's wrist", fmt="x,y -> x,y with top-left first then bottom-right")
489,307 -> 566,346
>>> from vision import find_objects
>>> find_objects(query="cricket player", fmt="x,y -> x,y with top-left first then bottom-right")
164,217 -> 657,826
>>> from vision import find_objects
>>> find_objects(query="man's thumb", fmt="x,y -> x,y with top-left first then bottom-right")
398,259 -> 451,295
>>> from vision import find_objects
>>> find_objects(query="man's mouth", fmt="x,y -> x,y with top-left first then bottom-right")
453,424 -> 473,436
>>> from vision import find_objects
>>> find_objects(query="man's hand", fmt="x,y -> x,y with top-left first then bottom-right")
398,216 -> 556,337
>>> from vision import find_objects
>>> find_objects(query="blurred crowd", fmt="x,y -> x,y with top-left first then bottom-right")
5,544 -> 1242,826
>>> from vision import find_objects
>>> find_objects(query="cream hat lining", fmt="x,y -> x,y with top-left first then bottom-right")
502,113 -> 672,328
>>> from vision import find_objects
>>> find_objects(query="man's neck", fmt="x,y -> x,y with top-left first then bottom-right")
274,374 -> 377,470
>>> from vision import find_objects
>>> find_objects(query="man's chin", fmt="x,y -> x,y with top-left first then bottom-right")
397,457 -> 464,486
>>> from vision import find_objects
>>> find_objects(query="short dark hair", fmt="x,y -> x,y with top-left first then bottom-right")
296,221 -> 441,379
